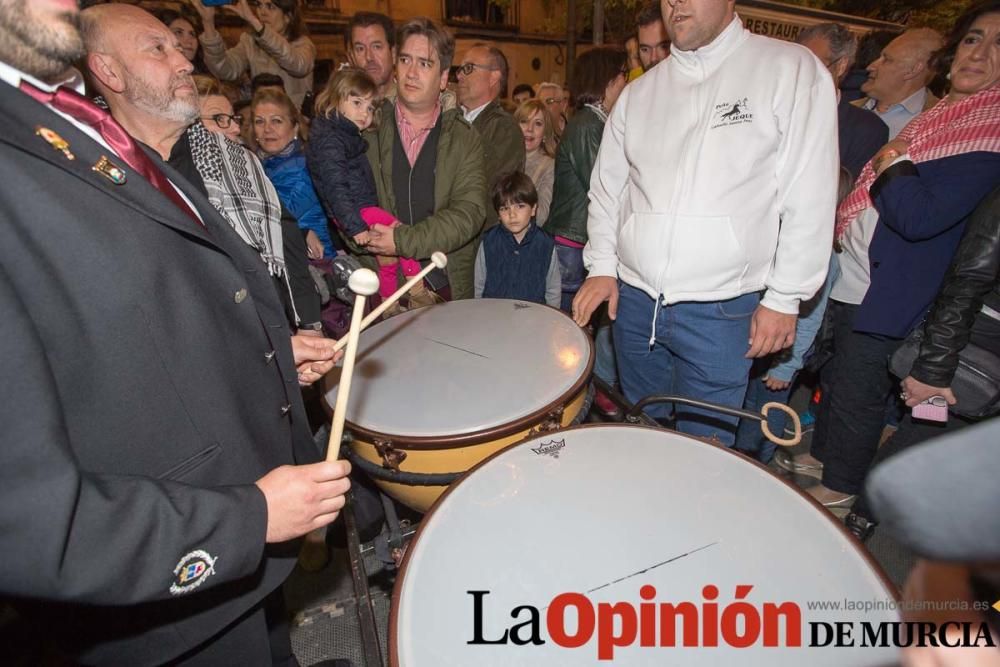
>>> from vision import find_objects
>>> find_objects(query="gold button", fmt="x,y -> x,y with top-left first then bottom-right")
234,288 -> 248,303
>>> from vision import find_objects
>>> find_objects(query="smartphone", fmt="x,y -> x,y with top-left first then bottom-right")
202,0 -> 234,6
912,395 -> 948,423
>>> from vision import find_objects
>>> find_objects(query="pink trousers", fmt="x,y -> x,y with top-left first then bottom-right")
362,206 -> 422,298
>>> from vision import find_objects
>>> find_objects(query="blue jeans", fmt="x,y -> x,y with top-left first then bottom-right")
555,244 -> 585,313
594,321 -> 617,385
735,359 -> 792,464
613,283 -> 758,446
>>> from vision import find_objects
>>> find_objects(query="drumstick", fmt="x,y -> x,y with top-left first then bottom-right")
327,268 -> 380,461
332,252 -> 448,353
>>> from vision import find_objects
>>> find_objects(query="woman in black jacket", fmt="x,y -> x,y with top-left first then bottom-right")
846,185 -> 1000,540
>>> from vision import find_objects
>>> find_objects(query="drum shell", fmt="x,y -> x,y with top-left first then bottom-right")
349,385 -> 588,512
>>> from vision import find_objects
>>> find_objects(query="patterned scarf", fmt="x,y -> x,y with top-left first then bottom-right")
836,85 -> 1000,240
187,122 -> 286,277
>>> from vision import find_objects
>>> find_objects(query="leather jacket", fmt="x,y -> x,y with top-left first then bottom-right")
546,105 -> 606,244
911,185 -> 1000,387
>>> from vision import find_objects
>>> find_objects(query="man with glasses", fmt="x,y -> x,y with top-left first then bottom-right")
798,23 -> 888,179
456,42 -> 524,231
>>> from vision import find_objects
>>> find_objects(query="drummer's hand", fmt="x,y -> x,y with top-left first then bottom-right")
746,305 -> 796,358
572,276 -> 618,327
367,224 -> 397,256
256,461 -> 352,543
291,334 -> 341,385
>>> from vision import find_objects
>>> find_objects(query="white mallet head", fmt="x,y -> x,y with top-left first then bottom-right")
348,268 -> 380,296
430,251 -> 448,269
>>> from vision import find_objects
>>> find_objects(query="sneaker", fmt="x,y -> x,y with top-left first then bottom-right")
784,409 -> 815,436
593,390 -> 621,419
774,450 -> 824,478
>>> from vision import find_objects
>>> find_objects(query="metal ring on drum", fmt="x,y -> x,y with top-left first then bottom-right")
391,424 -> 900,666
322,299 -> 594,513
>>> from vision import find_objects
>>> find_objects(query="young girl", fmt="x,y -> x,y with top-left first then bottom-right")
306,67 -> 420,298
475,172 -> 561,307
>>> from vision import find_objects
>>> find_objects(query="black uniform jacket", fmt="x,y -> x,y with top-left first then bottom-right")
0,84 -> 318,665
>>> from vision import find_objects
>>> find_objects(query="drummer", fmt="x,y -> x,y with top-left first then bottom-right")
474,171 -> 561,307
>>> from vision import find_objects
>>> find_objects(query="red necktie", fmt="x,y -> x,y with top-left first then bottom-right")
20,81 -> 202,226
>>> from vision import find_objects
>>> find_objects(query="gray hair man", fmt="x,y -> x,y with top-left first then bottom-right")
798,22 -> 889,178
456,42 -> 525,230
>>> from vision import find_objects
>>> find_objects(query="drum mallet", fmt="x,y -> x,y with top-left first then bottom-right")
327,268 -> 380,461
332,252 -> 448,353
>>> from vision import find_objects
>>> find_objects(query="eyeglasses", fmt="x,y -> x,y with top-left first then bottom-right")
457,62 -> 498,76
543,96 -> 563,105
202,113 -> 243,129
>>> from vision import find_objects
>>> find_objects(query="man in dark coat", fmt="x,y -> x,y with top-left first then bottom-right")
797,22 -> 888,179
0,2 -> 350,664
455,42 -> 525,231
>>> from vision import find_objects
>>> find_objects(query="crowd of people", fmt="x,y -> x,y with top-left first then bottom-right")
1,0 -> 999,663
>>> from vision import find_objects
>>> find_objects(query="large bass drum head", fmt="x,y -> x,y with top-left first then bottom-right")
392,425 -> 898,666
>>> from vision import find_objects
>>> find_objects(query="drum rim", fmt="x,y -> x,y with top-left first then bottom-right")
345,329 -> 595,450
387,423 -> 899,666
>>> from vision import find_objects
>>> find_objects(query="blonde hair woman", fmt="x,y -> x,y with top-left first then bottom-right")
514,99 -> 557,226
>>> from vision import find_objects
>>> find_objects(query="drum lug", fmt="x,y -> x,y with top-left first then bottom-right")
374,438 -> 407,471
530,406 -> 565,435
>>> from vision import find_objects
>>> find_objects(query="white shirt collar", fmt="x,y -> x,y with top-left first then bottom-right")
0,61 -> 85,94
864,87 -> 928,115
462,100 -> 491,123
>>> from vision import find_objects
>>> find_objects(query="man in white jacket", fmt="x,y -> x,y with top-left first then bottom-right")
573,0 -> 837,444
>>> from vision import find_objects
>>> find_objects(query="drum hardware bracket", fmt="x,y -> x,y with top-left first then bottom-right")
528,406 -> 565,435
373,437 -> 407,471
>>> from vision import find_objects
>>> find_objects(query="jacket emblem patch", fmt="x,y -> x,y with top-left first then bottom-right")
170,549 -> 218,595
711,98 -> 753,129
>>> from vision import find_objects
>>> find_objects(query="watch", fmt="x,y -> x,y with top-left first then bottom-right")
299,322 -> 323,332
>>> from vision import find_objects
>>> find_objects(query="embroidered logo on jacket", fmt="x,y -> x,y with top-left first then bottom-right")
711,98 -> 753,129
170,550 -> 218,595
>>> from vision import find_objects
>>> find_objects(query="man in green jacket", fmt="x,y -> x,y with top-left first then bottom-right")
364,18 -> 487,300
455,42 -> 525,231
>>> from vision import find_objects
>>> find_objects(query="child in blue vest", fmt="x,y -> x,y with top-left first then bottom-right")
474,171 -> 561,307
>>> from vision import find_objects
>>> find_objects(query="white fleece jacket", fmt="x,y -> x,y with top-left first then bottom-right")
584,16 -> 838,314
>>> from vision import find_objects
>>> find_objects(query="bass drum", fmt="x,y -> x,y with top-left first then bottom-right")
324,299 -> 593,512
392,425 -> 899,666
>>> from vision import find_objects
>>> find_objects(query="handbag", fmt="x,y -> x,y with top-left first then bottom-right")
890,325 -> 1000,418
